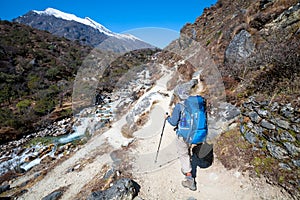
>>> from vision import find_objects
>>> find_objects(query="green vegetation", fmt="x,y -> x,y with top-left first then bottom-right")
34,97 -> 56,115
251,156 -> 276,176
16,99 -> 32,113
0,20 -> 92,144
206,40 -> 211,46
46,67 -> 60,80
26,136 -> 56,147
60,108 -> 73,118
0,107 -> 16,127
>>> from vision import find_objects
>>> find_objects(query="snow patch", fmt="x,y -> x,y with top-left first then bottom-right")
33,8 -> 141,41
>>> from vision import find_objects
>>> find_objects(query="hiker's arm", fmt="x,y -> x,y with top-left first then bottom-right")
167,104 -> 181,126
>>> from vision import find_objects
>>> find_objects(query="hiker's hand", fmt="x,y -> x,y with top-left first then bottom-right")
165,112 -> 169,119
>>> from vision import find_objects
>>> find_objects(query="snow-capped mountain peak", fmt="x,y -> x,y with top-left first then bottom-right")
32,8 -> 139,41
15,8 -> 155,52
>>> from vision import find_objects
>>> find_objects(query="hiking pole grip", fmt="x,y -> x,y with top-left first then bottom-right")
154,112 -> 168,163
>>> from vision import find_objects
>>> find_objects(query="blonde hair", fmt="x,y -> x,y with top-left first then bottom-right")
169,93 -> 181,108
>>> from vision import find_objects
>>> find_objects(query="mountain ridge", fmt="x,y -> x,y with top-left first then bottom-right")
32,8 -> 138,41
14,8 -> 154,52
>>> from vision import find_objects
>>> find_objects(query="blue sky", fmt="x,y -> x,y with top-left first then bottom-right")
0,0 -> 217,48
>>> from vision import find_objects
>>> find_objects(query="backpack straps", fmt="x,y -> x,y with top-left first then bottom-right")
172,103 -> 185,132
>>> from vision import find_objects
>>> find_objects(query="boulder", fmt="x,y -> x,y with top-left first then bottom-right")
278,163 -> 291,171
292,125 -> 300,133
280,103 -> 294,118
87,178 -> 139,200
218,102 -> 240,121
279,131 -> 296,142
283,142 -> 300,157
255,108 -> 269,118
251,125 -> 263,138
270,102 -> 280,112
292,160 -> 300,167
0,184 -> 10,194
225,30 -> 255,63
42,190 -> 63,200
270,118 -> 290,130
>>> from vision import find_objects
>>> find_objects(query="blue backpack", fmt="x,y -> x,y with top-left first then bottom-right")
178,95 -> 208,144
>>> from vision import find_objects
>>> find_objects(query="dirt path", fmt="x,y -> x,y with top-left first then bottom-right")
131,104 -> 289,200
133,156 -> 288,200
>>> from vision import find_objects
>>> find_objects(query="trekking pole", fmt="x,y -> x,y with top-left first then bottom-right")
155,112 -> 168,163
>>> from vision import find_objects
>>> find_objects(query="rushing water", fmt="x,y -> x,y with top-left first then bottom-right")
0,101 -> 114,176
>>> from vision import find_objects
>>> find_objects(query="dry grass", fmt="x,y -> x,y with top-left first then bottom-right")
74,164 -> 111,199
214,126 -> 253,171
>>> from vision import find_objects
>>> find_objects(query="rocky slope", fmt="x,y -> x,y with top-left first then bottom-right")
179,0 -> 300,103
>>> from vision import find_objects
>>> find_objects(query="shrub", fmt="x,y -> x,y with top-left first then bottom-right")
249,35 -> 300,96
16,99 -> 31,113
27,74 -> 42,92
46,67 -> 60,80
33,97 -> 56,115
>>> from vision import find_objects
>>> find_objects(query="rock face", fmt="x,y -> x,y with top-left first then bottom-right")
264,2 -> 300,31
87,178 -> 138,200
179,0 -> 300,104
225,30 -> 255,63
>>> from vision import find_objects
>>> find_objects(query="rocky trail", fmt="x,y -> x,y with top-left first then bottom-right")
130,72 -> 289,200
2,66 -> 291,200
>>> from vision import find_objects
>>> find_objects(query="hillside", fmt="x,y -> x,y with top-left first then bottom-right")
0,20 -> 159,145
1,66 -> 292,199
180,0 -> 300,103
0,20 -> 92,144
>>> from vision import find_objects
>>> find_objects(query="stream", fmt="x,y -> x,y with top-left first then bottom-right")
0,100 -> 114,177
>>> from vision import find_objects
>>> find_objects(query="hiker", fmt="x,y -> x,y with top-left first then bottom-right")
165,86 -> 197,191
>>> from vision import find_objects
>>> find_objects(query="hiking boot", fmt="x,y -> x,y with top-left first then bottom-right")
181,176 -> 196,191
